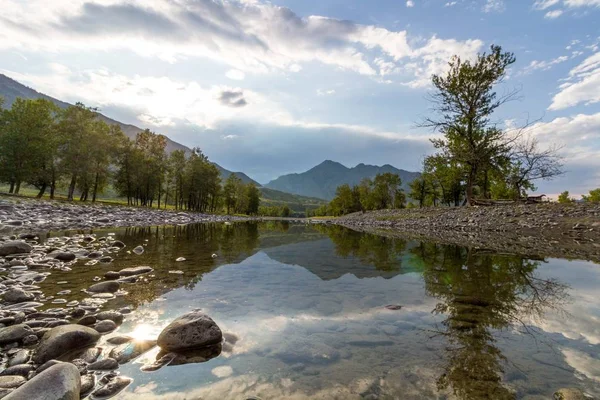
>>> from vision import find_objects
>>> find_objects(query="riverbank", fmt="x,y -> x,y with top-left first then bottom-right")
328,203 -> 600,263
0,196 -> 253,233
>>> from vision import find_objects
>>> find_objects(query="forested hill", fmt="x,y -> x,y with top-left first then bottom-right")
265,160 -> 420,200
0,73 -> 256,186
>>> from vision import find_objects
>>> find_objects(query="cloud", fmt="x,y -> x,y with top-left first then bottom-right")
316,89 -> 336,96
549,52 -> 600,110
406,1 -> 415,7
533,0 -> 561,9
218,89 -> 248,108
225,69 -> 245,80
0,0 -> 483,87
544,9 -> 564,17
521,55 -> 568,74
483,0 -> 506,13
445,1 -> 458,6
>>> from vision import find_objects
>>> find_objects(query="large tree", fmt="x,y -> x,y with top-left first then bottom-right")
422,45 -> 518,205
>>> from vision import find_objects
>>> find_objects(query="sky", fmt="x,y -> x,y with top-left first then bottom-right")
0,0 -> 599,194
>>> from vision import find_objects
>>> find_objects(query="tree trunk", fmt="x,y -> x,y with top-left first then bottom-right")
8,181 -> 14,194
92,172 -> 99,203
50,170 -> 56,200
466,166 -> 476,206
36,184 -> 47,199
14,180 -> 21,195
68,175 -> 77,201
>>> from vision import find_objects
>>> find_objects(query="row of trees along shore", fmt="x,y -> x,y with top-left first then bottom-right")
0,99 -> 264,214
317,45 -> 600,216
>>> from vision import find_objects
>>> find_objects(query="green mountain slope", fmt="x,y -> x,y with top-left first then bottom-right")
265,160 -> 420,200
259,187 -> 327,212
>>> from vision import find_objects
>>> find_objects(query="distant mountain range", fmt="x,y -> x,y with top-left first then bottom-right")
265,160 -> 420,200
0,73 -> 256,185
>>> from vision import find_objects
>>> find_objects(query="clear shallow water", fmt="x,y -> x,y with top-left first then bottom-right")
39,223 -> 600,399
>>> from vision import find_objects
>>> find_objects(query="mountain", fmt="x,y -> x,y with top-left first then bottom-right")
259,187 -> 326,212
265,160 -> 420,200
0,73 -> 256,185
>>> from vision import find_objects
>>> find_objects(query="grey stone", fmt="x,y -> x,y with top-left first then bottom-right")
33,325 -> 101,364
0,376 -> 25,389
109,339 -> 156,364
104,271 -> 120,280
2,288 -> 34,304
87,281 -> 120,294
80,374 -> 96,397
4,363 -> 80,400
90,376 -> 132,399
96,311 -> 123,325
0,324 -> 34,345
94,320 -> 117,333
554,388 -> 587,400
118,266 -> 153,277
77,316 -> 96,326
87,358 -> 118,371
0,364 -> 34,377
53,252 -> 76,261
0,241 -> 32,257
157,311 -> 222,352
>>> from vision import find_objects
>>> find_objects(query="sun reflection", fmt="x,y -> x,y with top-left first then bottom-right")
130,323 -> 161,341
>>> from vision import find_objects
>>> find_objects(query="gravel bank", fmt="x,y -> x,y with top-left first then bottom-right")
329,203 -> 600,263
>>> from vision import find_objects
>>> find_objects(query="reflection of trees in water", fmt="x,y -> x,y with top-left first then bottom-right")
317,225 -> 407,271
417,243 -> 569,400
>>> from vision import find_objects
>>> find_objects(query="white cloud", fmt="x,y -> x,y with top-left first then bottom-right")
0,0 -> 483,88
406,0 -> 415,7
483,0 -> 506,13
549,52 -> 600,110
445,1 -> 458,6
564,0 -> 600,6
521,55 -> 568,74
221,134 -> 239,140
316,89 -> 336,96
225,69 -> 245,81
544,9 -> 564,17
533,0 -> 561,9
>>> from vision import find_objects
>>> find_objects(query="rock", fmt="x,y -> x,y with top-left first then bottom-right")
109,339 -> 156,364
553,388 -> 587,400
53,252 -> 76,261
112,241 -> 126,249
22,334 -> 38,346
87,358 -> 118,371
8,350 -> 30,367
33,325 -> 101,364
94,320 -> 117,333
118,266 -> 153,277
90,376 -> 132,399
2,288 -> 34,304
77,316 -> 96,326
157,311 -> 222,352
176,257 -> 186,262
4,363 -> 80,400
0,324 -> 34,345
96,311 -> 123,325
99,256 -> 113,263
385,304 -> 402,310
0,376 -> 25,389
87,281 -> 120,294
106,335 -> 132,345
36,360 -> 62,374
104,271 -> 120,280
80,374 -> 96,397
0,241 -> 32,256
132,245 -> 144,255
0,364 -> 34,377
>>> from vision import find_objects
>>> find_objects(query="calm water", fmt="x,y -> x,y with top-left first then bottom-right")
39,222 -> 600,399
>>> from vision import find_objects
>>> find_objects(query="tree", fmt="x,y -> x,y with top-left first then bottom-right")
582,188 -> 600,203
557,191 -> 572,204
409,176 -> 430,208
245,183 -> 261,215
223,174 -> 242,214
280,205 -> 291,217
0,98 -> 59,194
422,45 -> 518,205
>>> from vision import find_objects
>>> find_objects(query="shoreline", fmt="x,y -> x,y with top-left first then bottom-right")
2,196 -> 599,262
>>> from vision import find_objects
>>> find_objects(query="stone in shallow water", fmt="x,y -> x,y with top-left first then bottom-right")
3,363 -> 80,400
2,288 -> 34,304
118,266 -> 153,277
0,241 -> 32,257
80,374 -> 96,397
176,257 -> 186,262
109,339 -> 156,364
94,320 -> 117,333
53,252 -> 76,261
0,375 -> 26,389
33,324 -> 101,364
157,311 -> 223,352
87,281 -> 120,294
88,357 -> 118,371
90,375 -> 132,399
132,246 -> 144,255
96,311 -> 123,325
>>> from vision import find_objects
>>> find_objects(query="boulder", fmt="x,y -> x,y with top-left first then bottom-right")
2,288 -> 35,304
118,266 -> 153,276
87,281 -> 120,294
0,324 -> 34,345
0,241 -> 32,257
0,375 -> 26,389
87,358 -> 118,371
90,376 -> 132,399
54,252 -> 76,261
33,325 -> 101,364
109,339 -> 156,364
157,311 -> 222,352
96,311 -> 123,325
94,320 -> 117,333
4,363 -> 80,400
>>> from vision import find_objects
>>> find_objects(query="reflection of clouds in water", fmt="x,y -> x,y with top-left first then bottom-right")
211,366 -> 233,378
120,368 -> 445,400
562,349 -> 600,383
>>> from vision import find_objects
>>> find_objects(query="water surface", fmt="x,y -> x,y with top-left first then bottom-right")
40,222 -> 600,399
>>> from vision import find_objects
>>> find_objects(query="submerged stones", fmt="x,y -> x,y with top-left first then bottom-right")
33,325 -> 101,364
2,288 -> 35,304
157,311 -> 223,352
90,375 -> 132,399
118,266 -> 153,277
132,246 -> 144,255
88,281 -> 120,294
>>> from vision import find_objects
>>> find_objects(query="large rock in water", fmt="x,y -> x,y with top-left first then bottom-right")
0,241 -> 32,256
2,288 -> 35,304
33,325 -> 101,364
157,311 -> 222,352
4,363 -> 80,400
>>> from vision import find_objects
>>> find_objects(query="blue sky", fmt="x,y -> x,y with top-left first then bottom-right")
0,0 -> 599,195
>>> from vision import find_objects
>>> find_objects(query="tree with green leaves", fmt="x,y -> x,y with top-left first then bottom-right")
582,188 -> 600,203
245,183 -> 261,215
421,45 -> 518,205
223,174 -> 242,214
409,176 -> 431,208
557,191 -> 572,204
